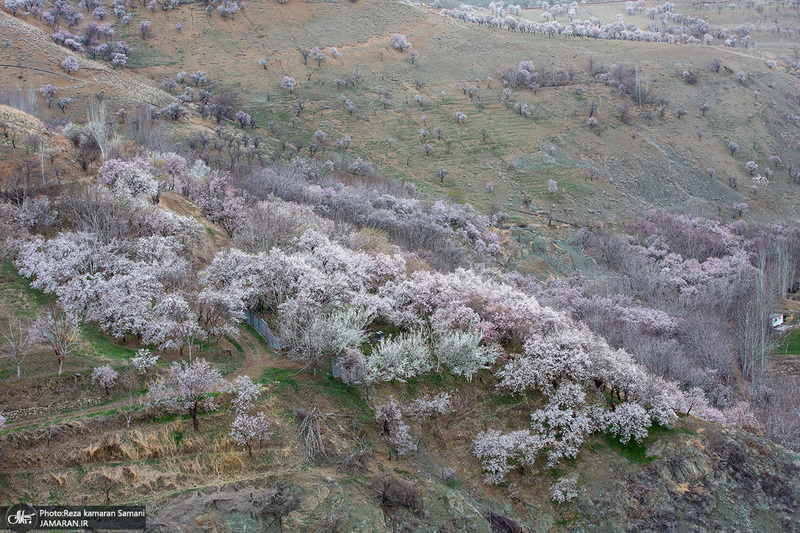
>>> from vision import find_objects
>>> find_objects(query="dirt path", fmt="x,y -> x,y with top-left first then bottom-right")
231,326 -> 300,380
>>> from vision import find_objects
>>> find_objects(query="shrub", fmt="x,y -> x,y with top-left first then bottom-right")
371,475 -> 423,513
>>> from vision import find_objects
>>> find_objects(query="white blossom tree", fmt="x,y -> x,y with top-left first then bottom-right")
473,429 -> 545,484
91,364 -> 119,394
195,288 -> 244,342
334,347 -> 366,388
365,329 -> 432,383
530,382 -> 594,467
599,402 -> 651,444
550,474 -> 578,503
375,397 -> 416,456
145,358 -> 225,430
131,349 -> 159,375
281,76 -> 296,94
230,412 -> 272,455
229,375 -> 261,414
434,330 -> 498,380
146,295 -> 205,360
405,392 -> 453,421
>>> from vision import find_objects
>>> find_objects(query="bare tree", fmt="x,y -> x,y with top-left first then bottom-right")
31,308 -> 81,376
618,100 -> 631,123
89,467 -> 123,503
736,248 -> 776,383
118,368 -> 139,428
1,316 -> 31,380
87,98 -> 111,163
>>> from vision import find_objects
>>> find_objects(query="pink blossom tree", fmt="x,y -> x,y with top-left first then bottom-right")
139,20 -> 151,39
39,84 -> 58,107
390,33 -> 412,51
61,56 -> 79,75
235,110 -> 252,129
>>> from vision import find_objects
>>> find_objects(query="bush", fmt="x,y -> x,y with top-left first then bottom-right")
681,70 -> 699,84
259,483 -> 300,520
485,510 -> 524,533
371,475 -> 423,513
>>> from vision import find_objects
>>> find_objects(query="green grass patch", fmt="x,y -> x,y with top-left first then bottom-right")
225,334 -> 244,354
260,366 -> 300,391
602,423 -> 679,464
776,329 -> 800,355
490,393 -> 519,406
251,449 -> 275,469
152,412 -> 181,424
195,344 -> 246,375
604,433 -> 652,464
80,324 -> 136,362
243,324 -> 273,353
314,373 -> 370,414
0,258 -> 55,317
172,429 -> 185,448
446,188 -> 467,204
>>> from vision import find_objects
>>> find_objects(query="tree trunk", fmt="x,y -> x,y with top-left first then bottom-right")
191,405 -> 199,431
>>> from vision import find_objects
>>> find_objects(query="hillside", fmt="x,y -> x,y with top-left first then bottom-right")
2,0 -> 800,227
2,0 -> 800,530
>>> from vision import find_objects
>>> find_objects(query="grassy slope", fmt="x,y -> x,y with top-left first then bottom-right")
104,0 -> 800,222
3,0 -> 800,227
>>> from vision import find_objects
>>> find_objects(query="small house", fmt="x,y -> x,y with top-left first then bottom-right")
769,313 -> 784,328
